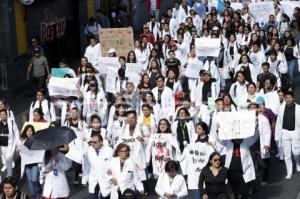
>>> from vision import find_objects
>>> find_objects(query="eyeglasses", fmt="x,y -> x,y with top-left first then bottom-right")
212,158 -> 221,162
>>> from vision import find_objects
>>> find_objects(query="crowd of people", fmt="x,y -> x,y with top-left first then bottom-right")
1,0 -> 300,198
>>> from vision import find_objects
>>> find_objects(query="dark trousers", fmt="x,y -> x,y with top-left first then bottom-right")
89,184 -> 110,199
32,76 -> 46,94
228,171 -> 249,199
74,162 -> 82,182
251,151 -> 271,182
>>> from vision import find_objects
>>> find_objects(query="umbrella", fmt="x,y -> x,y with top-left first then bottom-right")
25,126 -> 77,150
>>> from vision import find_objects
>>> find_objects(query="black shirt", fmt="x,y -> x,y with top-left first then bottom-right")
0,121 -> 9,146
165,58 -> 181,77
284,47 -> 295,61
282,103 -> 296,131
199,167 -> 229,199
157,89 -> 163,105
166,80 -> 175,90
202,81 -> 212,104
257,73 -> 277,90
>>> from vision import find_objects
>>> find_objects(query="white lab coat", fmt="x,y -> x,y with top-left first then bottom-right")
229,81 -> 248,105
108,157 -> 144,199
176,5 -> 191,25
82,145 -> 113,196
84,43 -> 101,67
152,87 -> 175,121
147,21 -> 161,42
82,90 -> 108,126
29,99 -> 56,122
138,114 -> 157,136
275,103 -> 300,146
237,92 -> 259,110
203,60 -> 221,86
155,172 -> 188,199
107,117 -> 125,148
221,133 -> 258,183
42,153 -> 72,198
258,114 -> 272,159
258,89 -> 281,115
248,50 -> 266,73
190,80 -> 220,107
234,63 -> 258,84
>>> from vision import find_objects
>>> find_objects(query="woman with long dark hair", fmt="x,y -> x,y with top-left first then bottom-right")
198,152 -> 229,199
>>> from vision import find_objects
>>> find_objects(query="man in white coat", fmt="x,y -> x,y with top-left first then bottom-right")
82,133 -> 112,199
29,90 -> 56,122
275,91 -> 300,179
0,109 -> 19,176
84,36 -> 101,67
152,75 -> 175,121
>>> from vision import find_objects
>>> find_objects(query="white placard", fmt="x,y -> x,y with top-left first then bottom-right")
281,1 -> 300,19
19,148 -> 45,165
126,63 -> 143,74
195,38 -> 221,57
249,2 -> 274,23
184,63 -> 201,78
230,3 -> 243,11
105,67 -> 119,93
65,138 -> 85,164
97,57 -> 120,75
48,77 -> 79,97
126,72 -> 141,88
217,111 -> 256,140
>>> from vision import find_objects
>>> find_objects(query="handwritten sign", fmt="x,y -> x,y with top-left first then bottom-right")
48,77 -> 79,97
22,122 -> 50,132
99,28 -> 134,57
217,111 -> 256,140
249,2 -> 274,23
126,63 -> 143,74
97,57 -> 120,75
51,68 -> 69,78
195,38 -> 221,57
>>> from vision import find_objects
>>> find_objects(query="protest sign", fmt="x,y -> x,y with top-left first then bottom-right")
281,1 -> 300,19
249,2 -> 274,23
99,28 -> 134,57
184,63 -> 201,78
51,68 -> 69,78
126,63 -> 143,74
22,122 -> 50,132
217,110 -> 256,140
19,149 -> 45,165
231,2 -> 243,11
182,142 -> 214,189
195,38 -> 221,57
151,134 -> 174,176
48,77 -> 79,97
97,57 -> 120,75
66,138 -> 85,164
105,67 -> 119,93
126,72 -> 141,88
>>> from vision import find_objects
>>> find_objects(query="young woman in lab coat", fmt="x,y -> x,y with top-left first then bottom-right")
155,160 -> 188,199
41,148 -> 72,199
82,80 -> 108,126
171,107 -> 195,153
107,143 -> 144,199
17,125 -> 43,199
107,104 -> 127,149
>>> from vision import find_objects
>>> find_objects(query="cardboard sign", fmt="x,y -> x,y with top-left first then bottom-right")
99,28 -> 134,57
217,111 -> 256,140
48,77 -> 79,97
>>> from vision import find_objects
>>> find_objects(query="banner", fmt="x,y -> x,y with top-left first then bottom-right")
99,28 -> 134,57
249,2 -> 274,23
22,122 -> 50,132
126,63 -> 143,74
230,3 -> 243,11
48,77 -> 79,97
184,63 -> 201,78
51,68 -> 69,78
195,38 -> 221,57
97,57 -> 120,75
20,149 -> 45,165
281,1 -> 300,19
217,111 -> 256,140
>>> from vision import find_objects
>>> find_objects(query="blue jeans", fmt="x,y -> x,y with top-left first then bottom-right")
287,59 -> 296,82
25,164 -> 40,198
191,189 -> 200,199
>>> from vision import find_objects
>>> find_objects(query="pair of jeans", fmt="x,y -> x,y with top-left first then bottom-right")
89,184 -> 110,199
25,163 -> 40,198
287,59 -> 296,82
190,189 -> 200,199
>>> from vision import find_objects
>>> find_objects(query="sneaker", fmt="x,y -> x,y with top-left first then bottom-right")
296,165 -> 300,172
1,165 -> 7,172
286,174 -> 292,180
261,182 -> 268,186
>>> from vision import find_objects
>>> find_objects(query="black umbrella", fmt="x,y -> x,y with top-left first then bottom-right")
25,126 -> 77,150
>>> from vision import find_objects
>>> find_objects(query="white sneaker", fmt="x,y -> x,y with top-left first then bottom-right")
296,165 -> 300,172
286,174 -> 292,179
1,165 -> 6,172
